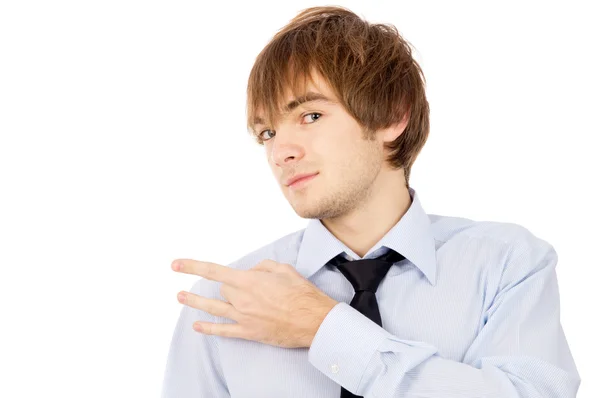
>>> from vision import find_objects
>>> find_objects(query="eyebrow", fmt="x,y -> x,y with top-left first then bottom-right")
252,91 -> 336,129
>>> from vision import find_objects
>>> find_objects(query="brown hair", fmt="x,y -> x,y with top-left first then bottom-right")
246,6 -> 429,187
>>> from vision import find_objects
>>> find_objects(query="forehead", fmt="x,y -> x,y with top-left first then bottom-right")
284,70 -> 332,98
253,73 -> 338,127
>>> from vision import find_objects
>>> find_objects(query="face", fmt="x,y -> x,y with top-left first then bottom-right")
254,73 -> 387,220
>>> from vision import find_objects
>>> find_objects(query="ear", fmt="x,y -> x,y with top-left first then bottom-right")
379,107 -> 409,142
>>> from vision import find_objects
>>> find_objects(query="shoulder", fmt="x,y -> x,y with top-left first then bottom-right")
430,213 -> 554,254
228,227 -> 306,270
188,227 -> 306,297
430,214 -> 558,287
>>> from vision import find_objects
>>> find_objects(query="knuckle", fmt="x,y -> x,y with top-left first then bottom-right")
237,296 -> 251,311
206,266 -> 217,279
207,301 -> 217,314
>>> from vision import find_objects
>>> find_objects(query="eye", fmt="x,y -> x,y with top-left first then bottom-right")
257,129 -> 275,142
302,112 -> 322,124
257,112 -> 322,143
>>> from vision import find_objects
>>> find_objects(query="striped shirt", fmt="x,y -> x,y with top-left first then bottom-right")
161,186 -> 581,397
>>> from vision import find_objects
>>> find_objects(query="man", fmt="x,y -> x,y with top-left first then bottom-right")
161,6 -> 580,397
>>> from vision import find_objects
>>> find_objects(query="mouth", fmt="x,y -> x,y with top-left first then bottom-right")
288,173 -> 318,189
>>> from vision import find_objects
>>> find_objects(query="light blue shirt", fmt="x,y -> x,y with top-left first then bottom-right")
161,186 -> 580,397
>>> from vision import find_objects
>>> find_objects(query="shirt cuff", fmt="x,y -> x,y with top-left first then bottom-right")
307,302 -> 390,393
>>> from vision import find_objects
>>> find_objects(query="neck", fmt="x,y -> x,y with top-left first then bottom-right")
320,170 -> 412,258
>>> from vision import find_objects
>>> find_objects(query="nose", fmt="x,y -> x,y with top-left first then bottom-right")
269,128 -> 306,166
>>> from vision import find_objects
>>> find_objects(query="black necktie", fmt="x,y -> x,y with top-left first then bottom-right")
326,249 -> 405,398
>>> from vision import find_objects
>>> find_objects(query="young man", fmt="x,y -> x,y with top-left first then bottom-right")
162,6 -> 580,397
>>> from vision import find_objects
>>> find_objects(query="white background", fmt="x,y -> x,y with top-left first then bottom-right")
1,0 -> 598,396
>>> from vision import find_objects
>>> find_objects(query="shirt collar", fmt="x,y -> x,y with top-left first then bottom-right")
295,186 -> 438,286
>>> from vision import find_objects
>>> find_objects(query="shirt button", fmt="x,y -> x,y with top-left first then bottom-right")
331,364 -> 339,373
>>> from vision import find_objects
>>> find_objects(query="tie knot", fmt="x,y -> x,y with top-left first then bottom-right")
327,250 -> 405,293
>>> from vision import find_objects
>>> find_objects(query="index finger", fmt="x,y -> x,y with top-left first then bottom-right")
172,259 -> 246,287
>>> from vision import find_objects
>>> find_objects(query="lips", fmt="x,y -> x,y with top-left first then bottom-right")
285,173 -> 319,187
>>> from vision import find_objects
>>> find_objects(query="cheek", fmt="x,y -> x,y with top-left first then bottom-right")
316,135 -> 352,160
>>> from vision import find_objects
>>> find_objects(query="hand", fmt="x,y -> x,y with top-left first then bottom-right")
172,258 -> 339,348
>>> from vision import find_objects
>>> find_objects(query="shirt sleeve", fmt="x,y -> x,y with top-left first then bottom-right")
161,278 -> 230,398
307,240 -> 581,397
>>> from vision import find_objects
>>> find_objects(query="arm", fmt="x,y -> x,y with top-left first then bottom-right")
308,241 -> 581,397
161,278 -> 230,398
